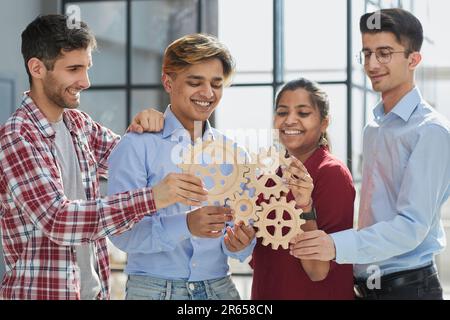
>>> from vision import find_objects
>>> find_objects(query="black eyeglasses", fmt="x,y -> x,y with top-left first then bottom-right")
357,48 -> 410,65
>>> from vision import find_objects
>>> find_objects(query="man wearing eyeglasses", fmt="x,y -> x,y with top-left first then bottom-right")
290,8 -> 450,300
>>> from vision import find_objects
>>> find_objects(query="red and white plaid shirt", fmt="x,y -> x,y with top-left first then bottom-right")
0,93 -> 156,300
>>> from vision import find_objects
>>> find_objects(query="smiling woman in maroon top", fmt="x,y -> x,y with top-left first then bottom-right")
250,78 -> 355,300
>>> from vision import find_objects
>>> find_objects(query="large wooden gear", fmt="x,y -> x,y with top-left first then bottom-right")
254,197 -> 305,250
178,138 -> 248,205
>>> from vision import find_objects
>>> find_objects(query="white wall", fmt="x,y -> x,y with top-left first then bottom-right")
0,0 -> 59,282
0,0 -> 54,103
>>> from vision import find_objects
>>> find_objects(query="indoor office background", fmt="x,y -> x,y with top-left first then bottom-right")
0,0 -> 449,300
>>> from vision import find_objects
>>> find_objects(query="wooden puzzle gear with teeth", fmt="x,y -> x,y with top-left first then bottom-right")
254,197 -> 305,250
178,138 -> 249,206
226,191 -> 261,225
177,138 -> 306,250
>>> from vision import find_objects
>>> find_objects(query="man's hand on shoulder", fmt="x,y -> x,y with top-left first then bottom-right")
128,108 -> 164,133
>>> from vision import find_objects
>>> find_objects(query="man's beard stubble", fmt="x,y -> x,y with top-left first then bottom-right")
43,73 -> 80,110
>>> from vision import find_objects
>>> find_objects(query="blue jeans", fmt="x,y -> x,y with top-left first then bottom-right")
0,231 -> 5,282
125,274 -> 241,300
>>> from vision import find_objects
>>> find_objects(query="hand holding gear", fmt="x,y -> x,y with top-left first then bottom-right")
282,156 -> 314,210
177,138 -> 309,250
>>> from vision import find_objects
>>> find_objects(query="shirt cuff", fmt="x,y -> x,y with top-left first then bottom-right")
330,229 -> 358,264
160,213 -> 191,243
135,187 -> 157,218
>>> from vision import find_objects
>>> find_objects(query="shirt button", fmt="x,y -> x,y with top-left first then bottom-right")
192,262 -> 197,267
189,283 -> 195,290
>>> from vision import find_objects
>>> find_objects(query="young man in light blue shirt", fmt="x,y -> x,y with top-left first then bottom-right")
290,8 -> 450,299
108,34 -> 256,300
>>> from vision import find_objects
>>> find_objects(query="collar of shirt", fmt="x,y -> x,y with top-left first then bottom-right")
372,87 -> 422,124
22,91 -> 81,139
162,105 -> 215,143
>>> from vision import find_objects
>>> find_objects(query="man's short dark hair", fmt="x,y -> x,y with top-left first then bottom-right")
360,8 -> 423,54
21,14 -> 97,85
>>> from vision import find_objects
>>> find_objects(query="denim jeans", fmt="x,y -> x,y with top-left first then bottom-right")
125,275 -> 241,300
0,231 -> 5,282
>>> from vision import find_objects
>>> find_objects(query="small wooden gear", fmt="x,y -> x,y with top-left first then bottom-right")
226,191 -> 261,225
245,165 -> 289,200
254,196 -> 305,250
250,146 -> 292,176
245,146 -> 292,199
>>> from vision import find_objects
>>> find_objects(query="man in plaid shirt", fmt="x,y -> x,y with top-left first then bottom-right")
0,14 -> 228,300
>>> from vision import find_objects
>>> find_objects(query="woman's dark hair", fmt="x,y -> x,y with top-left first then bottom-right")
21,14 -> 97,85
275,78 -> 330,148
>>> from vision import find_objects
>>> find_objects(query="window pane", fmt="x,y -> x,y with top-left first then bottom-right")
79,90 -> 126,135
131,0 -> 199,84
321,84 -> 347,166
417,0 -> 450,67
284,0 -> 347,82
131,89 -> 169,116
352,0 -> 369,87
366,1 -> 381,12
435,80 -> 450,120
352,87 -> 366,179
216,86 -> 273,152
67,1 -> 126,85
218,0 -> 273,84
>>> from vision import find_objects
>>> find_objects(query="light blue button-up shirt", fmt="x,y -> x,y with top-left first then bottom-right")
331,87 -> 450,279
108,106 -> 255,281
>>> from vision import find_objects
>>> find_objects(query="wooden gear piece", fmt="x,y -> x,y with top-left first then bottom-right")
245,145 -> 292,199
244,166 -> 289,200
178,138 -> 248,205
254,196 -> 305,250
250,146 -> 292,176
226,191 -> 261,226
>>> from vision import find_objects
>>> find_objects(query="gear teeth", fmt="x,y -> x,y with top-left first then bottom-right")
279,242 -> 289,250
245,164 -> 289,200
258,146 -> 282,175
254,196 -> 305,250
227,190 -> 260,225
271,242 -> 281,250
